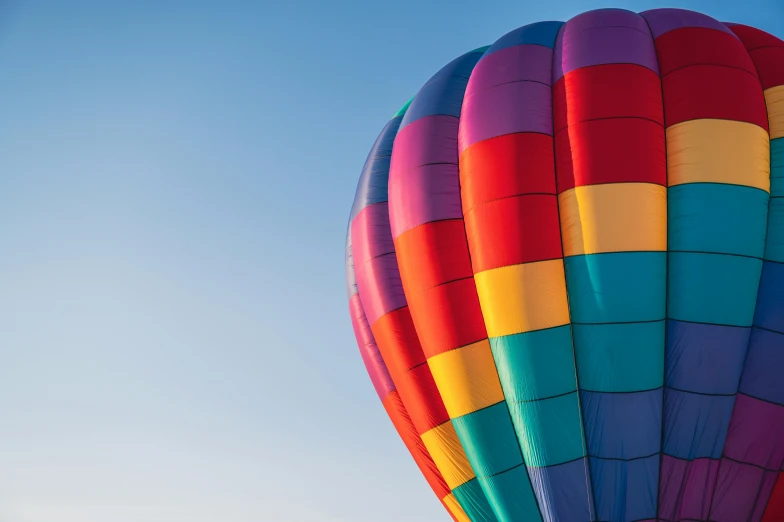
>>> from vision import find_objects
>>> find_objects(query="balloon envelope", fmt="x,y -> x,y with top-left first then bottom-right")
346,8 -> 784,522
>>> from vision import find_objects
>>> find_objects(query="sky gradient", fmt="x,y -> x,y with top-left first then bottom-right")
0,1 -> 782,522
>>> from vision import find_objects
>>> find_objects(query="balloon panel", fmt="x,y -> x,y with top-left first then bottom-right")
346,8 -> 784,522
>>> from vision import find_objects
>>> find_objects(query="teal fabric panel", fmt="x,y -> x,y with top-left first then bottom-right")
573,321 -> 665,393
668,183 -> 769,258
764,197 -> 784,262
453,478 -> 499,522
490,325 -> 578,402
771,137 -> 784,198
509,391 -> 585,467
667,252 -> 763,326
478,465 -> 543,522
563,252 -> 667,323
452,402 -> 523,478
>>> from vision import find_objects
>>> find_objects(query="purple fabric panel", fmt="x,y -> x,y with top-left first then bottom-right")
349,293 -> 395,400
722,394 -> 784,470
389,163 -> 462,239
354,253 -> 407,325
553,9 -> 659,81
566,8 -> 650,33
459,81 -> 553,153
389,114 -> 461,238
351,203 -> 394,268
641,8 -> 736,39
467,44 -> 553,93
710,459 -> 778,522
389,114 -> 459,174
658,455 -> 719,521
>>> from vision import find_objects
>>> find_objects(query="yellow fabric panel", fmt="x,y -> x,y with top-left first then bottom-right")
558,183 -> 667,256
666,119 -> 770,192
443,493 -> 471,522
428,339 -> 505,418
474,259 -> 570,338
766,85 -> 784,140
421,422 -> 475,489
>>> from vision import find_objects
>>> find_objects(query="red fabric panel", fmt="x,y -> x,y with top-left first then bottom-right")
553,64 -> 664,133
749,47 -> 784,90
762,471 -> 784,522
459,133 -> 555,214
407,278 -> 487,358
395,220 -> 473,292
371,306 -> 427,376
662,65 -> 769,129
393,362 -> 450,433
464,194 -> 562,273
555,118 -> 666,192
382,390 -> 452,499
730,23 -> 784,51
654,27 -> 757,77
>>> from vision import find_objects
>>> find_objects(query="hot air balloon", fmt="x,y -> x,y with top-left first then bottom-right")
345,8 -> 784,522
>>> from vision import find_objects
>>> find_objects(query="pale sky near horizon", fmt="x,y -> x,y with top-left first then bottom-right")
0,1 -> 782,522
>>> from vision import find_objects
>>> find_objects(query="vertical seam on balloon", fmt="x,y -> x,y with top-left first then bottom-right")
704,24 -> 775,522
396,48 -> 531,522
550,21 -> 598,522
640,13 -> 669,521
350,110 -> 472,521
721,25 -> 780,522
347,236 -> 459,520
456,46 -> 549,522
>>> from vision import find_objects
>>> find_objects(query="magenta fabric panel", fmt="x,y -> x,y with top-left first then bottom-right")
351,202 -> 394,267
465,44 -> 553,92
641,7 -> 736,39
388,162 -> 462,239
722,395 -> 784,470
388,115 -> 462,238
711,459 -> 779,522
353,253 -> 406,325
459,81 -> 553,152
553,8 -> 659,81
349,292 -> 395,400
658,455 -> 719,521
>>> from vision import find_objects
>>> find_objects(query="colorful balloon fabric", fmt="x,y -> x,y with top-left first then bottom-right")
345,8 -> 784,522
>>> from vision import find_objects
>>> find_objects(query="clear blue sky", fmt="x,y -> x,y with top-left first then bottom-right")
0,1 -> 781,521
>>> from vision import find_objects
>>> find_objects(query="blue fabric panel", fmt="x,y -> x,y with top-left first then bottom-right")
509,391 -> 585,467
666,320 -> 749,394
478,465 -> 542,522
771,137 -> 784,198
452,402 -> 523,477
486,21 -> 564,55
401,76 -> 469,122
668,183 -> 769,258
589,454 -> 659,522
580,389 -> 662,459
764,197 -> 784,262
399,50 -> 484,130
667,252 -> 763,327
527,457 -> 594,522
754,260 -> 784,333
739,327 -> 784,405
490,325 -> 577,402
349,116 -> 402,221
564,252 -> 667,324
573,321 -> 664,393
662,388 -> 735,460
452,478 -> 499,522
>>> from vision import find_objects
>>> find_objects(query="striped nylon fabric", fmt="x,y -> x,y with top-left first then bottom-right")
346,8 -> 784,522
